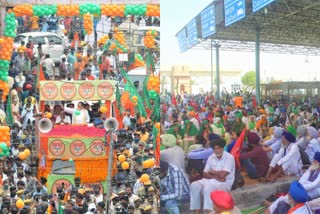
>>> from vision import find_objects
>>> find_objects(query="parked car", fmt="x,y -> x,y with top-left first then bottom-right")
13,32 -> 67,64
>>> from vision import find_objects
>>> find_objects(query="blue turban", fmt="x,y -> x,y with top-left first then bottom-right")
208,133 -> 221,141
283,131 -> 296,143
314,152 -> 320,163
289,181 -> 309,203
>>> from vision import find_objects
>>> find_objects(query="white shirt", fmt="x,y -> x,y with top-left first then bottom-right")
64,107 -> 90,125
55,115 -> 71,124
94,194 -> 103,203
299,168 -> 320,199
204,151 -> 235,189
41,58 -> 55,76
123,116 -> 131,127
128,194 -> 139,207
190,117 -> 200,131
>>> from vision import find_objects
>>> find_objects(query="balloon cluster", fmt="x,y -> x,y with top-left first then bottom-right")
57,4 -> 80,16
144,30 -> 158,48
0,126 -> 10,148
97,35 -> 109,46
18,148 -> 31,160
124,4 -> 146,16
140,173 -> 150,183
101,4 -> 125,17
147,75 -> 160,93
33,5 -> 57,17
0,80 -> 10,101
0,60 -> 10,79
0,37 -> 14,61
146,4 -> 160,16
108,28 -> 128,54
4,13 -> 17,38
12,4 -> 33,17
83,14 -> 93,35
143,159 -> 155,168
131,54 -> 145,69
79,3 -> 101,15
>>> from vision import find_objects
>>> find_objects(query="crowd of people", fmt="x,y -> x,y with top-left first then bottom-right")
159,90 -> 320,213
0,11 -> 162,214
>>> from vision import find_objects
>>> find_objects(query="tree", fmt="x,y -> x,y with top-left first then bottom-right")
241,71 -> 256,91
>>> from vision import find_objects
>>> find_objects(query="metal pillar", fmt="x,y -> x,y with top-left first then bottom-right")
215,43 -> 221,100
255,29 -> 261,104
210,39 -> 213,93
106,131 -> 115,214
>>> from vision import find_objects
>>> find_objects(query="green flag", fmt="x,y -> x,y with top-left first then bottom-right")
120,68 -> 147,117
115,84 -> 123,114
143,76 -> 151,109
6,90 -> 14,126
145,51 -> 155,75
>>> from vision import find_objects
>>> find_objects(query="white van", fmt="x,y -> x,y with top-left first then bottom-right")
13,32 -> 66,63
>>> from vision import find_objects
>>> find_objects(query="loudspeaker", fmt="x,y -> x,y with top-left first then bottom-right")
104,117 -> 119,131
38,118 -> 53,133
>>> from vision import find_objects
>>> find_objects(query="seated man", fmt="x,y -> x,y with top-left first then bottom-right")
239,131 -> 270,179
264,131 -> 302,182
267,152 -> 320,213
267,181 -> 311,214
190,138 -> 235,213
160,160 -> 190,214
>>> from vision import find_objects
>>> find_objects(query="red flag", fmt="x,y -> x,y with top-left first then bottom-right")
171,94 -> 177,106
230,127 -> 247,169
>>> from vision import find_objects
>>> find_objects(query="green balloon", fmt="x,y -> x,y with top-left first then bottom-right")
5,151 -> 10,157
75,110 -> 80,116
0,152 -> 4,157
0,143 -> 7,152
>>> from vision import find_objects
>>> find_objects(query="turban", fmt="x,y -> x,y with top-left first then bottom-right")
297,125 -> 308,137
161,134 -> 176,148
235,111 -> 243,118
247,132 -> 261,145
210,190 -> 234,211
188,111 -> 195,117
208,133 -> 221,141
214,117 -> 221,124
287,125 -> 297,137
274,127 -> 283,139
283,131 -> 296,143
210,138 -> 226,149
269,107 -> 275,113
314,152 -> 320,163
289,181 -> 309,203
308,126 -> 319,139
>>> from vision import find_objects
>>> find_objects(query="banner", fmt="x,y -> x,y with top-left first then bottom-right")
47,174 -> 107,194
48,138 -> 106,159
48,174 -> 75,194
40,80 -> 115,101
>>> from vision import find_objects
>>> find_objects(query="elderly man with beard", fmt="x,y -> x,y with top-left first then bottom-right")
264,131 -> 302,182
267,152 -> 320,213
190,138 -> 235,214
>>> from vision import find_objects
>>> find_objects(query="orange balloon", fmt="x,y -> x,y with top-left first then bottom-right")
121,161 -> 129,170
16,199 -> 24,208
24,149 -> 30,157
132,96 -> 138,102
140,174 -> 150,183
100,106 -> 107,113
45,112 -> 52,119
18,152 -> 27,160
118,154 -> 126,163
155,122 -> 160,129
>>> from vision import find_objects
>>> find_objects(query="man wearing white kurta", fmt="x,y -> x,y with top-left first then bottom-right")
190,138 -> 235,213
64,102 -> 90,125
268,152 -> 320,213
265,131 -> 302,181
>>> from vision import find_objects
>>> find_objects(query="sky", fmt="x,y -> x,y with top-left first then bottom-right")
160,0 -> 320,82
